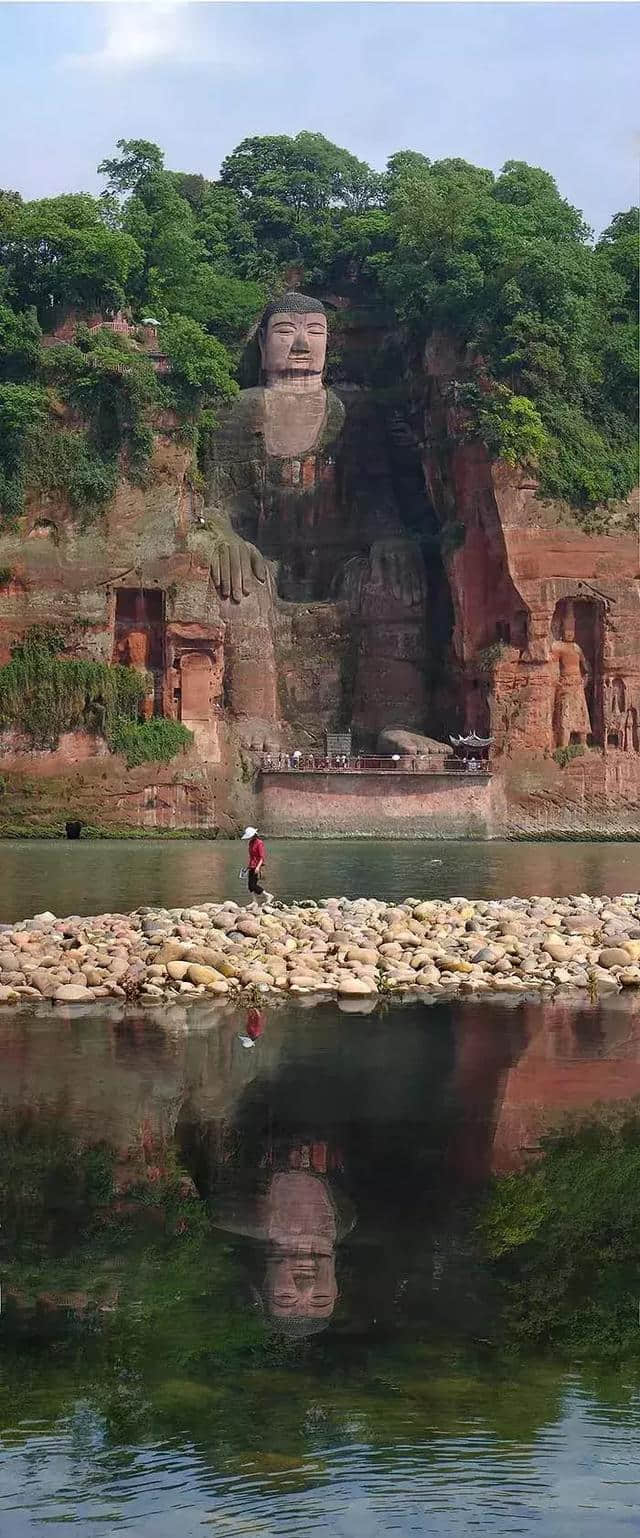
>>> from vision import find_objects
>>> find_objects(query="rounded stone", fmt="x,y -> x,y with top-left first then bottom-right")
187,963 -> 225,986
598,947 -> 632,969
54,984 -> 95,1002
167,960 -> 190,980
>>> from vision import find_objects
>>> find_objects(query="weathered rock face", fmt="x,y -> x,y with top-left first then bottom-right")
420,337 -> 640,818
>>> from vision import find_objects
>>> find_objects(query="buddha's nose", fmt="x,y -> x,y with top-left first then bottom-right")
290,326 -> 310,354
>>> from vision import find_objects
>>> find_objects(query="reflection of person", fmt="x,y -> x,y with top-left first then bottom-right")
240,825 -> 266,896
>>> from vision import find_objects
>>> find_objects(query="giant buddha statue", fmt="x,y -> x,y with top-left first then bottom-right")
198,290 -> 429,746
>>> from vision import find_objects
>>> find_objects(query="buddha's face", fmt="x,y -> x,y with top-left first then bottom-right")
561,608 -> 576,642
264,1250 -> 338,1321
259,310 -> 327,385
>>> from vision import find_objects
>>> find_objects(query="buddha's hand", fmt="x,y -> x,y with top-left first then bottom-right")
211,537 -> 267,603
368,539 -> 426,609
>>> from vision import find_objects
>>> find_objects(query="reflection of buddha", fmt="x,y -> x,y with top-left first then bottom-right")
212,1140 -> 355,1337
264,1171 -> 339,1327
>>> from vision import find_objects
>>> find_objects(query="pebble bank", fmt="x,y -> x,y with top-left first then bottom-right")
2,892 -> 640,1008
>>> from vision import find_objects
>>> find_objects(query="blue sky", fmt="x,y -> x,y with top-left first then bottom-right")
0,2 -> 638,233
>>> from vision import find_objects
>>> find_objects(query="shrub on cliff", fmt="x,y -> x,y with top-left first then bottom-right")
0,381 -> 48,519
27,425 -> 119,514
0,627 -> 148,750
159,315 -> 238,416
43,327 -> 158,483
107,715 -> 193,768
0,302 -> 41,382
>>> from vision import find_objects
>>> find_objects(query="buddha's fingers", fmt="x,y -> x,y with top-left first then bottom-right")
250,546 -> 267,586
410,564 -> 425,608
229,542 -> 244,603
390,552 -> 405,605
219,543 -> 232,600
211,549 -> 221,591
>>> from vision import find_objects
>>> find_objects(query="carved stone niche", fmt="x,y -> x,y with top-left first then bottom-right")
603,674 -> 639,751
164,623 -> 224,763
113,587 -> 165,718
550,596 -> 604,748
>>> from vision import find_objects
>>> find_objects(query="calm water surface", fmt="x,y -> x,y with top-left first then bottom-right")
1,994 -> 640,1534
1,837 -> 640,921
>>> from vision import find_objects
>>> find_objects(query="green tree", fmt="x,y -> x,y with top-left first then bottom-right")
159,314 -> 238,411
220,131 -> 378,214
380,156 -> 638,509
172,270 -> 266,348
0,195 -> 142,320
98,138 -> 165,197
0,302 -> 41,381
219,132 -> 381,282
44,327 -> 158,479
120,171 -> 203,313
0,380 -> 47,517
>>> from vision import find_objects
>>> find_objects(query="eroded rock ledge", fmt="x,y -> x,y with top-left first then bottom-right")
2,893 -> 640,1008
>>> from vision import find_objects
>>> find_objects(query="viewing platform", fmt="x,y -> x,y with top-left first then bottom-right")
258,755 -> 498,839
260,754 -> 492,777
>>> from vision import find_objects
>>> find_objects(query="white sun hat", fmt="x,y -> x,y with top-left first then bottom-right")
241,826 -> 258,839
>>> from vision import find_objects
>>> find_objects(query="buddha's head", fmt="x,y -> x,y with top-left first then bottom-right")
560,602 -> 576,642
263,1249 -> 338,1325
262,1170 -> 339,1328
258,291 -> 327,390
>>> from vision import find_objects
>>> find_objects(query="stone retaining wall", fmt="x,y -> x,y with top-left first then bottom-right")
258,769 -> 502,838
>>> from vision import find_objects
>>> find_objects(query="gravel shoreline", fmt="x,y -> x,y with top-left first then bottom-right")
2,892 -> 640,1008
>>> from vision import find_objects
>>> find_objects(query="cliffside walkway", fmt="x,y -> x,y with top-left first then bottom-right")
261,755 -> 491,777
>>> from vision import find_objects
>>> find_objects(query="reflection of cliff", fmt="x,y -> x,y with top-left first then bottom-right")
4,997 -> 640,1182
490,1001 -> 640,1172
447,998 -> 640,1179
5,998 -> 640,1343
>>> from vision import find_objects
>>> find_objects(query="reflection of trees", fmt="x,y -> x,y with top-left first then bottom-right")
479,1102 -> 640,1359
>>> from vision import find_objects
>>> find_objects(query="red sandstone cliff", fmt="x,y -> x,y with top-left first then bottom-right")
420,337 -> 640,832
0,310 -> 638,836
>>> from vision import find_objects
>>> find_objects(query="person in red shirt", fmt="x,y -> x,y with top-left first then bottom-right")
241,826 -> 266,896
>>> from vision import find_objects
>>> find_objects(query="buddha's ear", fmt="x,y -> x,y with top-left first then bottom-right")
257,325 -> 267,369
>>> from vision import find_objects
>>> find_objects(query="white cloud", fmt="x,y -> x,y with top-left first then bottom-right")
64,3 -> 206,71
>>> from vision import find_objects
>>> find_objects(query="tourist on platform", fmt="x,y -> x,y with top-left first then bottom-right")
241,826 -> 267,896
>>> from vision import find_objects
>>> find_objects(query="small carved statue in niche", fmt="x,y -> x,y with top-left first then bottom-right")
623,706 -> 639,753
178,649 -> 223,725
603,674 -> 626,745
123,630 -> 154,720
551,601 -> 591,748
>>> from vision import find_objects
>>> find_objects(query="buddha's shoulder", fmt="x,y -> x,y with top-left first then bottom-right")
323,389 -> 346,442
211,387 -> 264,437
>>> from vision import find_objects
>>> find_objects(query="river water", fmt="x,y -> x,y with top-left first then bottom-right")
1,837 -> 640,921
1,988 -> 640,1535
